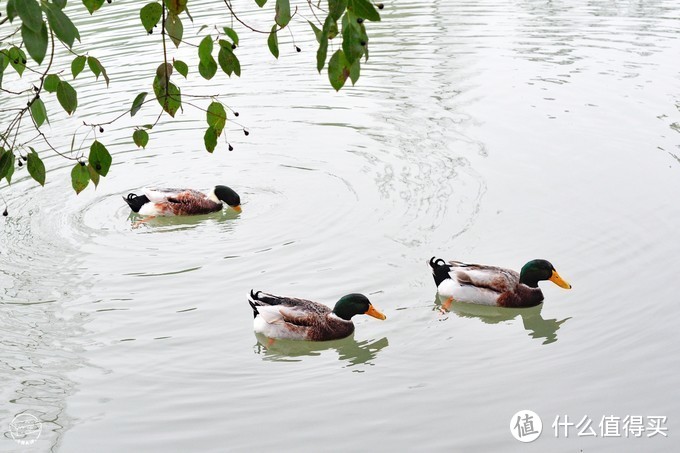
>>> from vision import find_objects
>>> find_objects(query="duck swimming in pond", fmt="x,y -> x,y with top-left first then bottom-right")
124,185 -> 241,224
429,257 -> 571,311
248,290 -> 386,341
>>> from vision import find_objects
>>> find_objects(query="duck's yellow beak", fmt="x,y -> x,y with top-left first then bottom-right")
365,304 -> 386,320
549,270 -> 571,289
232,205 -> 242,213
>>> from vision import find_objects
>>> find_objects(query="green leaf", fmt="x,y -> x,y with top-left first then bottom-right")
317,16 -> 333,72
204,126 -> 217,153
87,163 -> 100,187
87,56 -> 109,86
56,80 -> 78,115
30,98 -> 48,127
206,102 -> 226,136
133,129 -> 149,148
71,55 -> 86,78
0,54 -> 6,88
0,149 -> 14,181
267,26 -> 279,59
131,91 -> 148,116
198,36 -> 217,80
328,49 -> 350,91
342,15 -> 364,64
6,0 -> 18,22
153,76 -> 182,117
328,0 -> 347,21
71,163 -> 90,194
309,21 -> 322,43
166,12 -> 183,48
173,59 -> 188,78
223,27 -> 239,46
89,140 -> 112,176
53,0 -> 67,8
26,151 -> 46,186
140,2 -> 162,32
43,2 -> 81,48
349,58 -> 360,85
164,0 -> 187,15
44,74 -> 60,92
218,45 -> 241,77
82,0 -> 106,14
8,47 -> 27,76
255,0 -> 267,7
275,0 -> 291,27
348,0 -> 380,21
16,0 -> 43,32
22,21 -> 48,65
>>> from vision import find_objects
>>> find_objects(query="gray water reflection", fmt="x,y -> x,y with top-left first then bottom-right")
254,333 -> 389,369
436,297 -> 571,345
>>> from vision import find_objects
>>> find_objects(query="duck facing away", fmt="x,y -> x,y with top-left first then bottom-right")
248,290 -> 386,341
124,185 -> 241,223
429,257 -> 571,310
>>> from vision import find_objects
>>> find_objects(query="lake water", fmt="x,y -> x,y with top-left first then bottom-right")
1,0 -> 679,451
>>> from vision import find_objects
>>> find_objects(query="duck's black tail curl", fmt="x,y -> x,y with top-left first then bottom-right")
429,257 -> 452,287
123,193 -> 150,213
248,290 -> 261,319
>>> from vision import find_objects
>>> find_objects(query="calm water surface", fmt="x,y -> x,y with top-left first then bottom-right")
1,0 -> 679,451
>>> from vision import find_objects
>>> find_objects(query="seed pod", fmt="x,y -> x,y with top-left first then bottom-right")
295,46 -> 301,52
234,112 -> 239,117
357,18 -> 364,24
377,3 -> 384,9
99,126 -> 104,133
79,161 -> 86,166
243,129 -> 249,136
228,144 -> 234,151
2,209 -> 8,217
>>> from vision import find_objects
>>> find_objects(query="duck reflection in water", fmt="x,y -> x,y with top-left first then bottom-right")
435,296 -> 570,345
254,333 -> 389,368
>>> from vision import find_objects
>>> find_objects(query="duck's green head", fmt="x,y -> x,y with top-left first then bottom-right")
213,185 -> 242,213
520,259 -> 572,289
333,294 -> 386,321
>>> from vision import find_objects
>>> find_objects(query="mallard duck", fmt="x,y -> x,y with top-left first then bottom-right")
123,186 -> 241,221
429,257 -> 571,310
248,290 -> 386,341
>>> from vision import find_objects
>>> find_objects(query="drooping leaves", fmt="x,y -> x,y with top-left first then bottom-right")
342,14 -> 364,64
218,43 -> 241,77
133,129 -> 149,148
255,0 -> 267,7
71,162 -> 90,194
30,98 -> 48,127
204,126 -> 217,153
26,151 -> 46,186
140,2 -> 162,32
328,49 -> 350,91
267,25 -> 279,59
44,74 -> 60,92
350,58 -> 360,85
8,47 -> 27,76
275,0 -> 291,27
348,0 -> 380,21
0,149 -> 16,184
43,2 -> 81,48
317,15 -> 334,72
166,12 -> 183,48
206,102 -> 226,136
173,59 -> 188,78
198,36 -> 217,80
223,27 -> 239,46
309,21 -> 322,43
87,56 -> 109,86
164,0 -> 187,15
153,76 -> 182,117
82,0 -> 106,15
16,0 -> 43,32
22,21 -> 48,65
56,80 -> 78,115
87,163 -> 100,187
71,55 -> 86,78
131,92 -> 148,116
328,0 -> 347,21
89,140 -> 112,176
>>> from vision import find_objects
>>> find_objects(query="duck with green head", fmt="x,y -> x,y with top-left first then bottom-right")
248,290 -> 386,341
429,257 -> 571,311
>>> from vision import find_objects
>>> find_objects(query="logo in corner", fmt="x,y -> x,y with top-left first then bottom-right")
510,410 -> 542,442
10,413 -> 42,446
